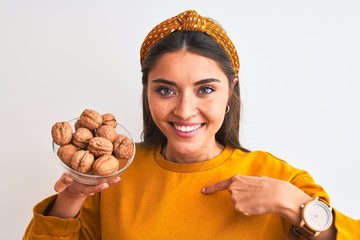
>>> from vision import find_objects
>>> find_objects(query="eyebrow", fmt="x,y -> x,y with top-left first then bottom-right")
151,78 -> 221,86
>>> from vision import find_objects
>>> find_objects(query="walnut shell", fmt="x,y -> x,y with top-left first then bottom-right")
57,144 -> 78,167
113,134 -> 134,160
93,154 -> 120,176
71,150 -> 95,173
73,127 -> 93,149
51,122 -> 73,146
79,109 -> 103,130
96,125 -> 117,143
102,113 -> 117,128
87,137 -> 113,157
74,119 -> 83,130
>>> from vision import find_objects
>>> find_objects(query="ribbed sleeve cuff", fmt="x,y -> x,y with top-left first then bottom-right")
31,195 -> 81,237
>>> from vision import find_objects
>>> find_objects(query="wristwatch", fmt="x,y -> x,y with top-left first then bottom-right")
293,196 -> 333,239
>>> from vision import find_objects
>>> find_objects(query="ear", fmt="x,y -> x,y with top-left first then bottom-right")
228,77 -> 238,98
231,77 -> 238,88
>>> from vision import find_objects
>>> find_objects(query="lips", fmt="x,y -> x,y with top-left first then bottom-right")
173,123 -> 202,133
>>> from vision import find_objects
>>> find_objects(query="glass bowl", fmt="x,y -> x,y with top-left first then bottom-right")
52,118 -> 136,185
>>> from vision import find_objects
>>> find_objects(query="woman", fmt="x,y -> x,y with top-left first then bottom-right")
24,10 -> 357,239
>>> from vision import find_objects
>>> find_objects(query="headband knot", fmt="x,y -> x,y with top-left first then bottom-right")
140,10 -> 239,76
177,10 -> 207,32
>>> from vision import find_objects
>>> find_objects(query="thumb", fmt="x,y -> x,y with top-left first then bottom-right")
54,174 -> 74,193
201,178 -> 232,194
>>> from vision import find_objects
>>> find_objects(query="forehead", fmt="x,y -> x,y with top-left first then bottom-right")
148,51 -> 227,83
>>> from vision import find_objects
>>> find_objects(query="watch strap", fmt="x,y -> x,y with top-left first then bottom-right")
293,224 -> 319,239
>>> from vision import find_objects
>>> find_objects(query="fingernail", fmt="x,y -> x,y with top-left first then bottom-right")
201,187 -> 207,194
63,176 -> 73,184
114,176 -> 121,183
98,183 -> 109,191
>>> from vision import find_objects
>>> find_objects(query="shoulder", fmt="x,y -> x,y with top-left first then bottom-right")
132,142 -> 159,158
128,142 -> 158,168
232,148 -> 290,165
230,148 -> 328,196
229,148 -> 309,180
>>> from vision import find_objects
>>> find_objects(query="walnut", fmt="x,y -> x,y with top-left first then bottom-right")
72,127 -> 93,149
57,144 -> 78,167
96,125 -> 117,143
79,109 -> 103,130
74,119 -> 82,130
52,109 -> 135,177
102,113 -> 117,128
87,137 -> 113,157
71,150 -> 95,174
93,154 -> 120,176
113,134 -> 134,160
51,122 -> 73,146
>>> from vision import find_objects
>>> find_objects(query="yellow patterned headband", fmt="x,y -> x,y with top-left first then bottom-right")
140,10 -> 240,76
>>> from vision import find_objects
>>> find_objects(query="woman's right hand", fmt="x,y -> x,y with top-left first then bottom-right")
48,174 -> 121,218
54,173 -> 120,198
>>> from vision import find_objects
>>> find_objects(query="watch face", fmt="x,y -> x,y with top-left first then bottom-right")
304,201 -> 332,231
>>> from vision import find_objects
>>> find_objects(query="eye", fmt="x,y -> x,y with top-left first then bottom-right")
198,86 -> 214,95
156,87 -> 175,96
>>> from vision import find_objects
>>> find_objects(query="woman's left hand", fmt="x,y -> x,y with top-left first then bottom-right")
201,174 -> 311,223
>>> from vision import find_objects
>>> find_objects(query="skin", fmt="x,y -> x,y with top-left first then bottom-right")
49,174 -> 120,218
49,50 -> 336,239
147,51 -> 230,163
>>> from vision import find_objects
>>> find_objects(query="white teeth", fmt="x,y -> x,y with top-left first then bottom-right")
174,124 -> 201,132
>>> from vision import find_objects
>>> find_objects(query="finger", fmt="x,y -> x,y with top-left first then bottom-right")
202,178 -> 232,194
95,182 -> 109,192
68,182 -> 109,195
108,176 -> 121,186
84,176 -> 121,193
54,174 -> 74,193
87,177 -> 120,193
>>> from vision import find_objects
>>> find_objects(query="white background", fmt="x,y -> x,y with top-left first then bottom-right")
1,0 -> 359,239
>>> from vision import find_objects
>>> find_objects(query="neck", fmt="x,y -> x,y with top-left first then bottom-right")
161,142 -> 225,163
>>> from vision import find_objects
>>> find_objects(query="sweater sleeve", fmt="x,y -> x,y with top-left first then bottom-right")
23,195 -> 80,240
289,171 -> 360,239
23,194 -> 101,240
333,208 -> 360,239
290,171 -> 330,202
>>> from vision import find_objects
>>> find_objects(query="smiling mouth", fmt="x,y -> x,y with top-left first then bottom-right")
173,123 -> 203,133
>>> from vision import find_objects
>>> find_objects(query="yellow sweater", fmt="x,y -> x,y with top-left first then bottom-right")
24,143 -> 359,239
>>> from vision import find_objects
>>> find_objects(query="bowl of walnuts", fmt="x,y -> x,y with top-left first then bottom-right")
51,109 -> 136,185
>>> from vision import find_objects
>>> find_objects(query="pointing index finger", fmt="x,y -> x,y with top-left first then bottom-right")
201,178 -> 232,194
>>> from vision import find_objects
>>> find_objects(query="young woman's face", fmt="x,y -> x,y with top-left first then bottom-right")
147,51 -> 230,162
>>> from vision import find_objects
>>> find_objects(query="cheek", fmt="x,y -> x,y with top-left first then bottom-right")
202,99 -> 227,116
202,102 -> 228,127
208,108 -> 226,124
148,98 -> 167,122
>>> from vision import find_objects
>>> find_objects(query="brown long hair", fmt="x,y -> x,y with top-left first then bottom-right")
141,31 -> 249,152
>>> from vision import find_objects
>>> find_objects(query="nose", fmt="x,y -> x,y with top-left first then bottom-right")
173,94 -> 197,120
